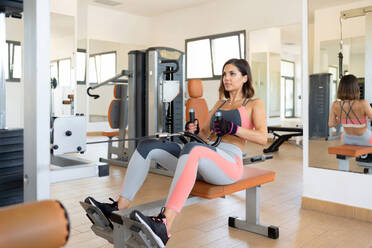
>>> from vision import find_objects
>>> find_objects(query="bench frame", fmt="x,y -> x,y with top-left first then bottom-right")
81,176 -> 279,248
328,145 -> 372,172
264,126 -> 303,153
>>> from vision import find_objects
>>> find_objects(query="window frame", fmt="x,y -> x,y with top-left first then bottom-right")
185,30 -> 246,81
50,57 -> 72,88
89,51 -> 117,86
76,48 -> 87,85
6,40 -> 21,83
280,59 -> 296,118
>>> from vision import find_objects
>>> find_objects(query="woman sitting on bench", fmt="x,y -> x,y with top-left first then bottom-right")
329,74 -> 372,146
85,58 -> 268,247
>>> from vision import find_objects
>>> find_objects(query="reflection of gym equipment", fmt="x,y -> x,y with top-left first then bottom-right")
81,130 -> 278,248
88,47 -> 185,176
49,66 -> 109,182
50,115 -> 109,183
0,200 -> 70,248
264,126 -> 303,153
0,1 -> 24,207
328,144 -> 372,173
309,73 -> 340,140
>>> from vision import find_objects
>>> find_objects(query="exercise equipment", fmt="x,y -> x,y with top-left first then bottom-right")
264,126 -> 303,153
309,73 -> 340,140
88,47 -> 185,176
0,0 -> 23,207
81,129 -> 276,248
49,115 -> 109,183
0,200 -> 70,248
329,144 -> 372,173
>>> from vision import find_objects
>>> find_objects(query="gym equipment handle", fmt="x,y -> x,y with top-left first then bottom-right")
161,60 -> 179,74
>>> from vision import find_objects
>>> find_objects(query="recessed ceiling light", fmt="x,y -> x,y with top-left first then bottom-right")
94,0 -> 122,6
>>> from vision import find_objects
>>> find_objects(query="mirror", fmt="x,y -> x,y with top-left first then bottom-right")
249,24 -> 302,128
308,1 -> 370,173
50,12 -> 76,117
86,39 -> 145,129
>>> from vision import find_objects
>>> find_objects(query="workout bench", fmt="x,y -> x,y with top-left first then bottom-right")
81,166 -> 279,248
264,126 -> 303,153
328,145 -> 372,173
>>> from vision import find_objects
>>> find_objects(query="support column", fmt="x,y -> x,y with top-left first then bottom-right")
0,13 -> 6,129
24,0 -> 50,201
365,12 -> 372,103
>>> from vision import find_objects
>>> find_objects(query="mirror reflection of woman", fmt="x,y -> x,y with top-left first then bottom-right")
329,74 -> 372,146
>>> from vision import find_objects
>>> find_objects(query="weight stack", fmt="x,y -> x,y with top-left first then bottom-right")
0,128 -> 24,207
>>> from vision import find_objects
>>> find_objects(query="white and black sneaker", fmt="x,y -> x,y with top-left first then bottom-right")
130,207 -> 170,247
84,196 -> 118,220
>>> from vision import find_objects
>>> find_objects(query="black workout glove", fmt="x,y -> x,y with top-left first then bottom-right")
185,119 -> 200,135
213,119 -> 238,137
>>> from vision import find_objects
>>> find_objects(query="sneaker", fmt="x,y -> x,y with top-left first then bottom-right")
130,207 -> 170,247
84,196 -> 118,220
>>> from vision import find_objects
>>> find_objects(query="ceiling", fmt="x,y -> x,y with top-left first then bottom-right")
88,0 -> 216,17
89,0 -> 362,19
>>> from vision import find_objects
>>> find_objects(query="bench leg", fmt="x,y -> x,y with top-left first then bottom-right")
228,186 -> 279,239
337,156 -> 350,171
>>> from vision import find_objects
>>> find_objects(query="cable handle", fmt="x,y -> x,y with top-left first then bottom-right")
189,108 -> 195,123
211,111 -> 222,147
87,87 -> 99,99
161,60 -> 179,74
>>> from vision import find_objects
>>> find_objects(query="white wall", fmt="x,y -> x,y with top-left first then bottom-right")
313,0 -> 372,73
148,0 -> 301,108
304,0 -> 372,210
87,5 -> 151,46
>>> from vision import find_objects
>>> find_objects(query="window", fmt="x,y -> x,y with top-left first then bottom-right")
5,41 -> 21,82
328,66 -> 338,103
89,52 -> 116,84
186,30 -> 246,80
50,58 -> 72,88
76,49 -> 86,85
281,60 -> 295,118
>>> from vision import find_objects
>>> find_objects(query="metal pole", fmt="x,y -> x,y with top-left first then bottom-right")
0,13 -> 6,129
24,0 -> 51,201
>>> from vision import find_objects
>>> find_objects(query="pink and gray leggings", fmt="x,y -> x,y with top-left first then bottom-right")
120,139 -> 244,213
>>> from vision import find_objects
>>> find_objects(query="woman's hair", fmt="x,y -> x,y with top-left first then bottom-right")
337,74 -> 360,100
218,58 -> 254,99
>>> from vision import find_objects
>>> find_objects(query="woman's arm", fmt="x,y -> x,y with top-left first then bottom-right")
363,100 -> 372,120
235,99 -> 267,146
328,101 -> 339,127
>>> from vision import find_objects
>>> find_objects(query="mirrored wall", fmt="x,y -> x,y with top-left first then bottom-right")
308,0 -> 371,173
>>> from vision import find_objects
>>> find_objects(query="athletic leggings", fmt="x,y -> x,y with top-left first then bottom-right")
120,139 -> 244,213
343,129 -> 372,146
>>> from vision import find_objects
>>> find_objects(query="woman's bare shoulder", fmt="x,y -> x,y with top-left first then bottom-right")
249,98 -> 265,106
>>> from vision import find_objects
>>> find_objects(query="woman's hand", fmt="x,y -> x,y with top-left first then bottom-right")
185,119 -> 200,135
213,119 -> 238,137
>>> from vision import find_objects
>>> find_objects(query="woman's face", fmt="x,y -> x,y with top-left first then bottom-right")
222,64 -> 247,93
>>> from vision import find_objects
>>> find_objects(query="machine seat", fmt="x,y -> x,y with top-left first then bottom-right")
101,131 -> 119,138
328,145 -> 372,157
191,167 -> 275,199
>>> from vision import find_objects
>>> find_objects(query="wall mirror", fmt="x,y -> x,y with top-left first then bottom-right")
50,12 -> 76,117
308,0 -> 371,173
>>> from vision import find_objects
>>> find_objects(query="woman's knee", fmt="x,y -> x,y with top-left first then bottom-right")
180,142 -> 216,156
136,139 -> 160,158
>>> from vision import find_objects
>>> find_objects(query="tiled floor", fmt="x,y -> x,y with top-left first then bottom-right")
51,137 -> 372,247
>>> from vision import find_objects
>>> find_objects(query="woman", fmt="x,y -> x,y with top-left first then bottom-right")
85,58 -> 267,247
329,74 -> 372,146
